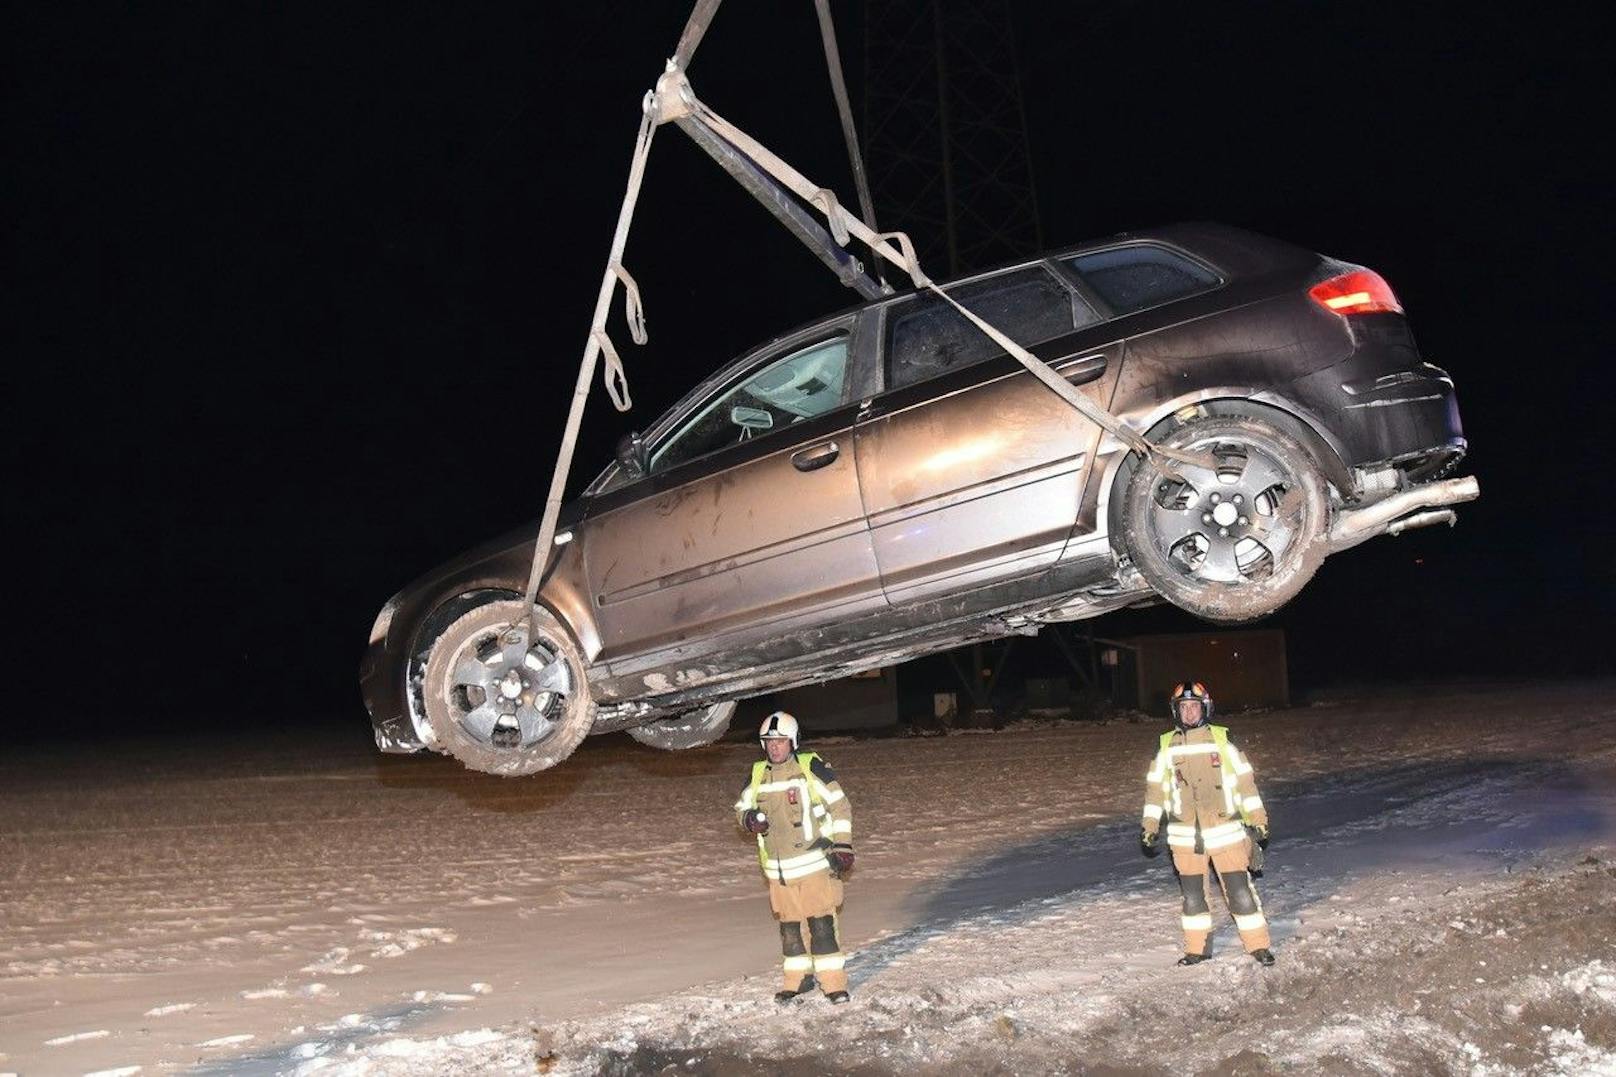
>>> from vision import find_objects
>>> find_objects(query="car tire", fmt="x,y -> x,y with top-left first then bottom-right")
626,700 -> 738,751
1118,414 -> 1329,624
420,600 -> 594,776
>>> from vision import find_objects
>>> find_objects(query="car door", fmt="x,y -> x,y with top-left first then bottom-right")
853,262 -> 1125,607
580,318 -> 885,684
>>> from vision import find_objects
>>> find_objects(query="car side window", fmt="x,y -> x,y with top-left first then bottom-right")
650,334 -> 852,474
886,266 -> 1095,391
1063,245 -> 1218,316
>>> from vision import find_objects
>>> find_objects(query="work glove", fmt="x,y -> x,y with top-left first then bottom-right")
741,809 -> 769,835
1140,827 -> 1160,858
827,844 -> 855,878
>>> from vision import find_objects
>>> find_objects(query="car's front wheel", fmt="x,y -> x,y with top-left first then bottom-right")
1118,415 -> 1329,623
627,700 -> 737,751
420,600 -> 594,776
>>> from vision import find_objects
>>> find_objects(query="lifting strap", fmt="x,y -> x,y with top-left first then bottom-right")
519,93 -> 660,618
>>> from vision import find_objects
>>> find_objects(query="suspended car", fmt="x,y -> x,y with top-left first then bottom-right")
360,223 -> 1476,775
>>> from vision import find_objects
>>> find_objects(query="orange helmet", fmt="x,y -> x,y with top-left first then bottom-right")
1169,681 -> 1213,725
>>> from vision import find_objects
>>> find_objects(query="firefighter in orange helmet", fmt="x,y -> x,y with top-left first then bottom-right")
734,711 -> 855,1003
1139,681 -> 1275,966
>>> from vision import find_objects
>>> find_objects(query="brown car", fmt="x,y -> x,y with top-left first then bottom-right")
360,223 -> 1477,775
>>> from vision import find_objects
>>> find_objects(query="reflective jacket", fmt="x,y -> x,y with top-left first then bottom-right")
1141,724 -> 1268,853
734,751 -> 852,883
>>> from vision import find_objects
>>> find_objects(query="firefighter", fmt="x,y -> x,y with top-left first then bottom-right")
1139,680 -> 1275,966
734,711 -> 856,1003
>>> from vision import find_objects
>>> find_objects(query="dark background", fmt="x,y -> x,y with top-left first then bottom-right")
11,2 -> 1613,739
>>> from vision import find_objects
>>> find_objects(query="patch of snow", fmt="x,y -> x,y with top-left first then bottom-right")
410,990 -> 476,1003
142,1002 -> 194,1017
1562,960 -> 1616,1007
44,1029 -> 109,1046
1545,1027 -> 1616,1076
302,947 -> 367,975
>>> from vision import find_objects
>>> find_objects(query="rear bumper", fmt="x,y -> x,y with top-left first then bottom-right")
1319,361 -> 1466,474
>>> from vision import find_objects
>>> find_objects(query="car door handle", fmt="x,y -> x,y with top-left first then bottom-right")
792,441 -> 840,472
1052,352 -> 1109,385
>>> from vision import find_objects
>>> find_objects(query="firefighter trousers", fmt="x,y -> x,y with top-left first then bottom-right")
767,870 -> 846,993
1172,844 -> 1269,955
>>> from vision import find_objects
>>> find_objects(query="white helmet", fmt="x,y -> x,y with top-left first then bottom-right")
759,711 -> 799,749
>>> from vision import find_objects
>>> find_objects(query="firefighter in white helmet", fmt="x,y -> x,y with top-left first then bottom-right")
1140,680 -> 1275,966
734,710 -> 856,1003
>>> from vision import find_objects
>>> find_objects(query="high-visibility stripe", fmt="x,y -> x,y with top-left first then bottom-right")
1233,755 -> 1254,776
829,819 -> 852,835
1243,795 -> 1264,813
1181,913 -> 1213,931
810,953 -> 846,971
766,850 -> 829,871
1166,823 -> 1197,837
783,955 -> 813,971
1168,743 -> 1219,759
776,858 -> 830,881
1144,804 -> 1164,820
1204,829 -> 1248,850
1233,912 -> 1267,933
1167,833 -> 1197,848
735,788 -> 757,810
812,781 -> 845,804
1202,821 -> 1245,837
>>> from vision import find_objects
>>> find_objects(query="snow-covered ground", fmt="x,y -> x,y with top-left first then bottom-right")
2,680 -> 1613,1075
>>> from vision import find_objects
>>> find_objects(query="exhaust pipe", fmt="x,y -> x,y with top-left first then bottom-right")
1386,509 -> 1456,536
1328,475 -> 1479,553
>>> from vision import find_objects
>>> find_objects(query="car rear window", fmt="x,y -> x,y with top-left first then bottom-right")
1063,245 -> 1218,315
887,266 -> 1095,390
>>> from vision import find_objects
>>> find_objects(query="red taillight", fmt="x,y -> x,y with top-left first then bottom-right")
1309,269 -> 1403,316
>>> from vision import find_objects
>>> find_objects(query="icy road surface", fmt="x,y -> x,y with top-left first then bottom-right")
2,681 -> 1613,1075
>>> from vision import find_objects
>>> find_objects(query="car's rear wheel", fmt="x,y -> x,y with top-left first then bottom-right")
626,700 -> 738,751
1118,415 -> 1328,623
421,600 -> 594,776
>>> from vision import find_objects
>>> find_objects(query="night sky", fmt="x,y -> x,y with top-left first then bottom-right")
12,3 -> 1613,740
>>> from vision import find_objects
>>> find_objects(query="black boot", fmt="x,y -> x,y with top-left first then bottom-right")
826,990 -> 851,1004
1176,952 -> 1211,966
774,975 -> 816,1003
1251,948 -> 1275,966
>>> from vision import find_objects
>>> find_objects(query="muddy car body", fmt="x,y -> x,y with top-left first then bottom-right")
361,223 -> 1475,774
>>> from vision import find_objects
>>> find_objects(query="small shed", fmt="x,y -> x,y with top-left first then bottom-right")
1109,630 -> 1288,715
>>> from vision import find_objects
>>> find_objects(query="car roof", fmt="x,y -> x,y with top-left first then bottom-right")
779,220 -> 1316,332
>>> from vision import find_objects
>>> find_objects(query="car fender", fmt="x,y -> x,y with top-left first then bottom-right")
1094,388 -> 1355,545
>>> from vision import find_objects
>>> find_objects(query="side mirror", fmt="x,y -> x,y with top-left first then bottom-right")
615,430 -> 648,480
